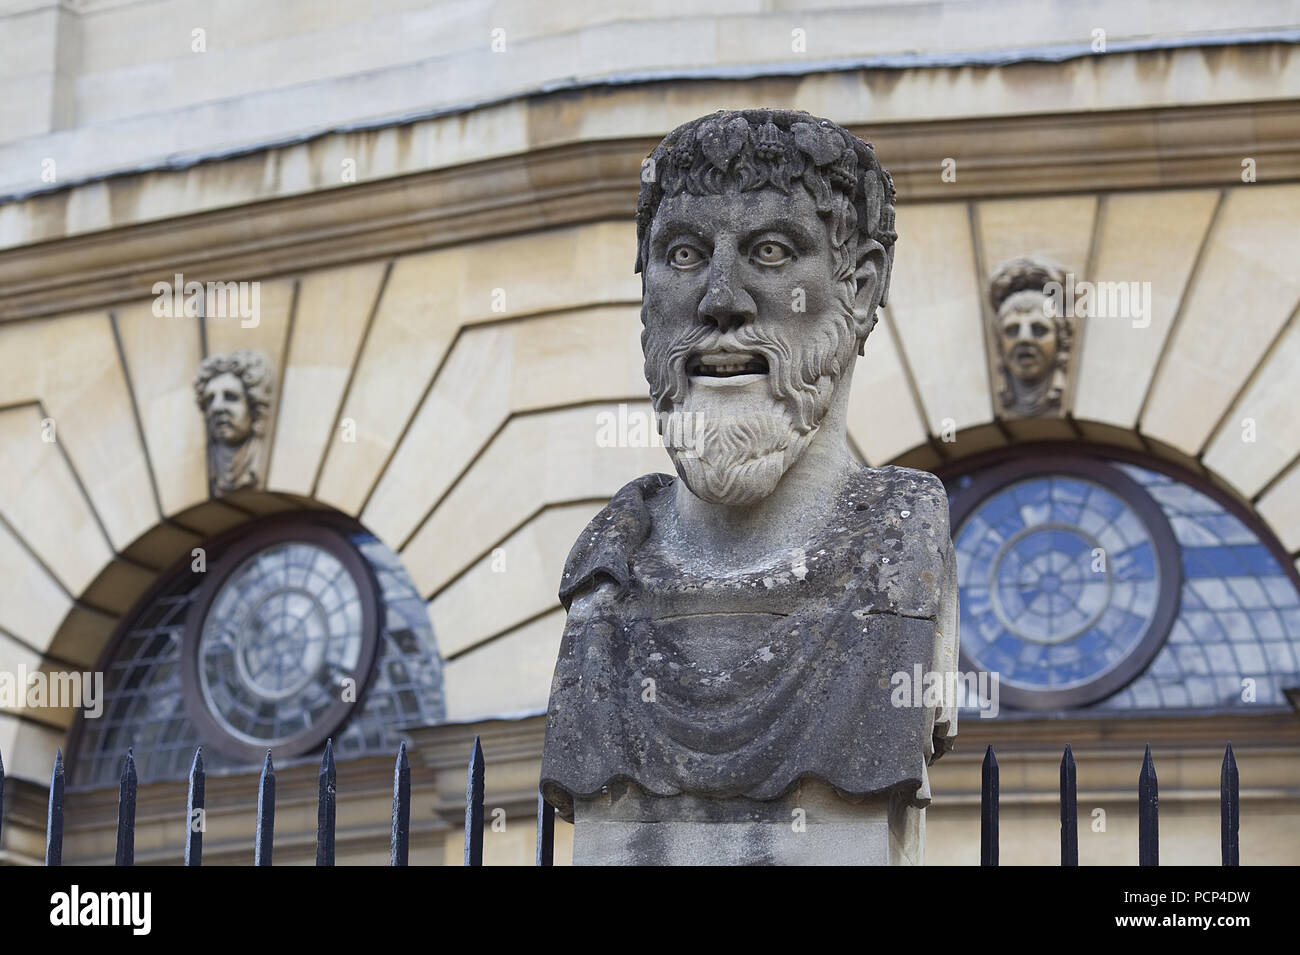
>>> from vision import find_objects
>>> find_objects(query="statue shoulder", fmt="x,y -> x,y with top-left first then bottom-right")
855,464 -> 951,536
557,473 -> 674,609
845,464 -> 953,621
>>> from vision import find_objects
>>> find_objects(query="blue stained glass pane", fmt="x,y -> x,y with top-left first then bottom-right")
980,491 -> 1020,529
1264,640 -> 1298,672
1184,544 -> 1279,578
1263,576 -> 1300,608
1249,609 -> 1285,639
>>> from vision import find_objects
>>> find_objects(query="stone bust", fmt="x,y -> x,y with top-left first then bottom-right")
989,256 -> 1072,417
194,349 -> 273,495
541,109 -> 958,865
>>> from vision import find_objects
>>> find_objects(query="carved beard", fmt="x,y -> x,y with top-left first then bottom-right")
643,309 -> 855,506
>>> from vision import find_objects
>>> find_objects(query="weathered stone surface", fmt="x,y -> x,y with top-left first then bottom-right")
988,256 -> 1073,418
541,467 -> 955,817
540,109 -> 957,865
194,349 -> 274,496
572,781 -> 923,866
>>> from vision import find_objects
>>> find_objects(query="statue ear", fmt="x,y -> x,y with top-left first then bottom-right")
879,242 -> 895,308
852,240 -> 889,349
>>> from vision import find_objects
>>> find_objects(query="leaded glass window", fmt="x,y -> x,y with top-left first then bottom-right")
71,516 -> 445,788
947,453 -> 1300,714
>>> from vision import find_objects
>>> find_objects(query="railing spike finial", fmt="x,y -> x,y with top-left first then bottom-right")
980,744 -> 999,867
1221,742 -> 1239,867
536,792 -> 555,867
316,739 -> 336,867
45,748 -> 64,866
1138,743 -> 1159,866
1060,744 -> 1078,866
185,746 -> 205,867
390,740 -> 410,867
115,748 -> 137,866
464,736 -> 485,866
254,748 -> 275,867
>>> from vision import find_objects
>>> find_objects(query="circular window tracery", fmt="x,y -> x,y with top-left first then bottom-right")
71,512 -> 445,788
182,524 -> 381,761
950,456 -> 1181,710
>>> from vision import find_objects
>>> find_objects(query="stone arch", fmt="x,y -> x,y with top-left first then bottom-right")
846,183 -> 1300,572
63,501 -> 445,788
0,221 -> 654,781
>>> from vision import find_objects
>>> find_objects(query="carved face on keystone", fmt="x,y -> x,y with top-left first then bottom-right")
200,371 -> 253,446
642,187 -> 877,506
997,289 -> 1058,384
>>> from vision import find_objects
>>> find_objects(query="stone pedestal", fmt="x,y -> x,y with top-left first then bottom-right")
571,779 -> 924,866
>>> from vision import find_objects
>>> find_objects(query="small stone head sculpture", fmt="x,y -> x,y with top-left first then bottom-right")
194,349 -> 274,494
988,257 -> 1072,417
636,109 -> 897,506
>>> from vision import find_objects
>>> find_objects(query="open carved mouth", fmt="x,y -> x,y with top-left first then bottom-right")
688,351 -> 770,378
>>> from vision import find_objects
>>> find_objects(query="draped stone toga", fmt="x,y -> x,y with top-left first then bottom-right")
540,465 -> 959,822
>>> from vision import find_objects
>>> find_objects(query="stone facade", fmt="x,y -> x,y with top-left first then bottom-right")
1,1 -> 1299,865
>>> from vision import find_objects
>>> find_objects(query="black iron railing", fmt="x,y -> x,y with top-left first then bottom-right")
979,742 -> 1241,866
464,737 -> 484,866
1,736 -> 551,866
0,739 -> 1241,866
1060,744 -> 1078,865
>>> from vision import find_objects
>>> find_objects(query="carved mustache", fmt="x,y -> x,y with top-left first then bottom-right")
651,324 -> 832,432
667,326 -> 788,383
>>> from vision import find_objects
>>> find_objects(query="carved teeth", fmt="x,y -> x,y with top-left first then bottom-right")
688,352 -> 769,377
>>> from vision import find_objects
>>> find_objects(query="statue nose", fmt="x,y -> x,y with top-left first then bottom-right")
698,259 -> 756,333
704,306 -> 751,334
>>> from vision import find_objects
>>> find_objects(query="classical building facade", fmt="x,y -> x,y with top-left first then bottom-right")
1,0 -> 1298,864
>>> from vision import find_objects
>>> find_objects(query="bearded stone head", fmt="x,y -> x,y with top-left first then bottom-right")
636,109 -> 898,506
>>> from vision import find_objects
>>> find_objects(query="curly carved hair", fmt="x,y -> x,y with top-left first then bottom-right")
193,349 -> 274,429
988,256 -> 1073,352
635,109 -> 898,309
988,257 -> 1068,312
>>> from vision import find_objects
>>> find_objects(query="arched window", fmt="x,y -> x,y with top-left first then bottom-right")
944,449 -> 1300,714
70,513 -> 445,787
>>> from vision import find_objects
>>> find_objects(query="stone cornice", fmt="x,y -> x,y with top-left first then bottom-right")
1,99 -> 1297,322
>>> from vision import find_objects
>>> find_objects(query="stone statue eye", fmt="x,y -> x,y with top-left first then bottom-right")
751,240 -> 792,266
669,244 -> 706,269
1031,322 -> 1050,338
1004,324 -> 1021,339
